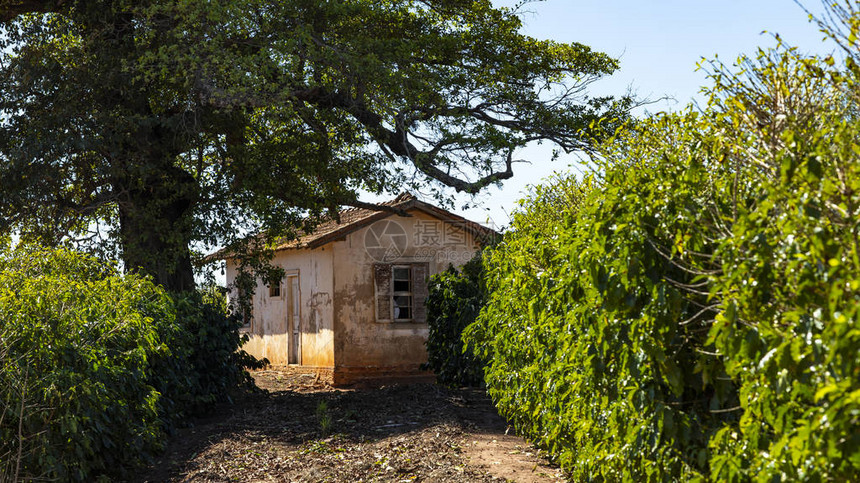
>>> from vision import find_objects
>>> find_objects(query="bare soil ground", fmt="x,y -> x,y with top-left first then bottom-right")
135,370 -> 563,482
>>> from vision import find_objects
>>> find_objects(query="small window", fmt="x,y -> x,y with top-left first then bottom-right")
269,281 -> 281,297
374,263 -> 428,324
392,266 -> 412,321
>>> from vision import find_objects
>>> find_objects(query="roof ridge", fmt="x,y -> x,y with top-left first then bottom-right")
392,191 -> 415,203
207,192 -> 497,259
332,192 -> 414,218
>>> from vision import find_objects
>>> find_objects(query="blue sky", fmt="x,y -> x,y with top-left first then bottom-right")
439,0 -> 836,229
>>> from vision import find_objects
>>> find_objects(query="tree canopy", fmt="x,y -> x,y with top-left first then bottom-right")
0,0 -> 627,290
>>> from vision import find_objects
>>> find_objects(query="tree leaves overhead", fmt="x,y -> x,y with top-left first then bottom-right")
0,0 -> 626,289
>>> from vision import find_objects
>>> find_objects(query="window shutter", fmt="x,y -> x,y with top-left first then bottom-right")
374,264 -> 392,321
412,263 -> 429,324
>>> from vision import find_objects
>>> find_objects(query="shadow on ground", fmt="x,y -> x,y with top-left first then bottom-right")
134,371 -> 561,482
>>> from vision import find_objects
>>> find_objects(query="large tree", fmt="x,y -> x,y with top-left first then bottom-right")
0,0 -> 627,291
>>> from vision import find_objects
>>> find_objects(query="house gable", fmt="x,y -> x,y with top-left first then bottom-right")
218,193 -> 493,385
272,192 -> 497,252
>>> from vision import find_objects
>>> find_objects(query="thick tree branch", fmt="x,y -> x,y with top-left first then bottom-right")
290,87 -> 519,193
193,71 -> 574,194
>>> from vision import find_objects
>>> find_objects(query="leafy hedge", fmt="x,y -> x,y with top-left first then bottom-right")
466,31 -> 860,483
0,247 -> 262,481
150,289 -> 263,431
423,255 -> 487,386
467,160 -> 730,479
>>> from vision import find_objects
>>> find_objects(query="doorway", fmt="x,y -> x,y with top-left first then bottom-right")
287,274 -> 301,365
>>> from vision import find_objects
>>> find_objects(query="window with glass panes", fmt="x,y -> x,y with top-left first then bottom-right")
268,280 -> 281,297
392,266 -> 412,320
373,263 -> 428,323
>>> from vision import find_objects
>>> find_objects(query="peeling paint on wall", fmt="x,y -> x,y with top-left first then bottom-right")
331,209 -> 481,383
227,207 -> 484,384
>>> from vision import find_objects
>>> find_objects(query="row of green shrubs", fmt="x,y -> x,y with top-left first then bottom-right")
0,247 -> 262,481
423,255 -> 487,387
426,25 -> 860,483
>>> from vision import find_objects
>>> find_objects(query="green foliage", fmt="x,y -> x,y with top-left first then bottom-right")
0,0 -> 629,290
468,159 -> 732,480
0,246 -> 263,480
424,254 -> 487,386
468,8 -> 860,481
315,401 -> 333,436
0,247 -> 172,480
701,46 -> 860,483
148,290 -> 265,432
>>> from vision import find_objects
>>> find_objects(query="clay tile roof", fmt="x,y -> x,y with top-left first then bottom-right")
273,192 -> 419,250
206,192 -> 497,260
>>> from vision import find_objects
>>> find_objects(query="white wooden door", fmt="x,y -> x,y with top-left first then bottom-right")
287,275 -> 301,365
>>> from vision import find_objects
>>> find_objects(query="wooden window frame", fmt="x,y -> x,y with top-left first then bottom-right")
268,280 -> 282,298
374,262 -> 429,325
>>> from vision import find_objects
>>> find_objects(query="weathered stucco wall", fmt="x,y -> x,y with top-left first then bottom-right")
227,247 -> 335,368
331,208 -> 482,383
225,207 -> 485,383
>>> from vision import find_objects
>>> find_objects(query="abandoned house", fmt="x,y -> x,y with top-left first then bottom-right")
221,193 -> 497,385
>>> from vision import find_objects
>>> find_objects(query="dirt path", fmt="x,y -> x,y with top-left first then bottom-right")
135,371 -> 563,482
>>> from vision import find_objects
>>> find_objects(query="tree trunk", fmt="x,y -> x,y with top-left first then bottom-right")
117,164 -> 198,293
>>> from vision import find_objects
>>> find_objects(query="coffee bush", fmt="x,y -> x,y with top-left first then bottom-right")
467,30 -> 860,481
424,254 -> 487,386
0,247 -> 263,480
0,247 -> 172,480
